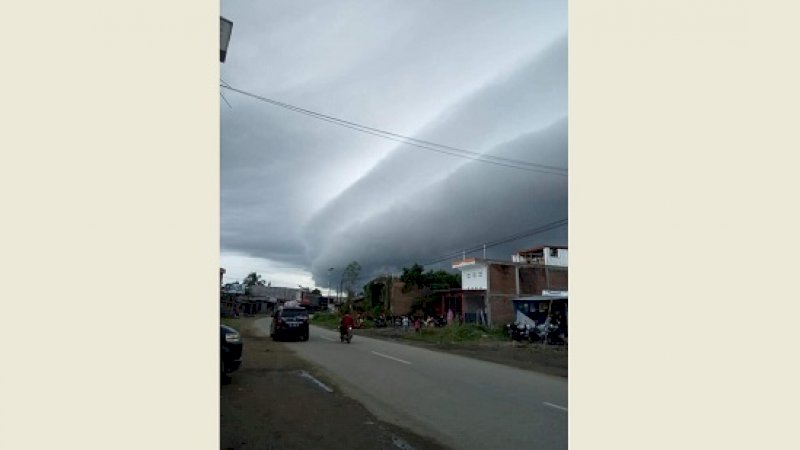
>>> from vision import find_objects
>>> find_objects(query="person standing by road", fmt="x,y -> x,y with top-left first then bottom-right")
402,315 -> 409,332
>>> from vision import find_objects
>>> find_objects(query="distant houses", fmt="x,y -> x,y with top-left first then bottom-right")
445,246 -> 568,327
221,244 -> 568,333
219,276 -> 334,317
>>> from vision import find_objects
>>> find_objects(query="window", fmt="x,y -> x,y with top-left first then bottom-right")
550,248 -> 559,257
478,271 -> 483,278
467,273 -> 472,278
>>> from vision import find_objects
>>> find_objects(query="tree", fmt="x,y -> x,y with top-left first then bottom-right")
342,261 -> 361,298
399,264 -> 462,316
400,263 -> 425,292
400,264 -> 461,291
243,272 -> 265,288
311,288 -> 321,295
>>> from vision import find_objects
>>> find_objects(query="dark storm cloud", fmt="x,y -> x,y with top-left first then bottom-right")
302,37 -> 567,283
220,1 -> 567,287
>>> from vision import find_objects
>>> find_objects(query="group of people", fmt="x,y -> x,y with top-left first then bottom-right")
393,314 -> 451,332
339,309 -> 465,336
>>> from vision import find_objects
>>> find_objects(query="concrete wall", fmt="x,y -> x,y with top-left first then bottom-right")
543,247 -> 568,267
252,285 -> 301,301
462,265 -> 488,290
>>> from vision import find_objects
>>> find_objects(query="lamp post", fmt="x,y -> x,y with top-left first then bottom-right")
220,17 -> 233,63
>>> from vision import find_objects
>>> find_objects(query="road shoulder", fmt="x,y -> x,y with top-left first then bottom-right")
220,316 -> 448,450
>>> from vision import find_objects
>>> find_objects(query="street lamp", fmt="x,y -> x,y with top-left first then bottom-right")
220,16 -> 233,63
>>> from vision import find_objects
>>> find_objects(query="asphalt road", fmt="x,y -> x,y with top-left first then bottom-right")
256,318 -> 567,450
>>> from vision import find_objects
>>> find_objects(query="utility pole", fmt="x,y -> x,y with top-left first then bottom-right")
328,267 -> 334,298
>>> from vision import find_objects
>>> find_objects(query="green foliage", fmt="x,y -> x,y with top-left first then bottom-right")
400,264 -> 425,292
407,323 -> 505,344
242,272 -> 265,288
310,311 -> 340,329
342,261 -> 362,297
311,288 -> 321,295
221,317 -> 241,331
400,264 -> 461,292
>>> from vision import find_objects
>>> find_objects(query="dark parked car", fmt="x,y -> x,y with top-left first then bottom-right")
270,306 -> 310,341
220,324 -> 243,384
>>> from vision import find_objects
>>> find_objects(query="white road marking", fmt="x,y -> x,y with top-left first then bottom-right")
543,402 -> 568,412
371,351 -> 412,365
320,335 -> 336,341
298,370 -> 334,393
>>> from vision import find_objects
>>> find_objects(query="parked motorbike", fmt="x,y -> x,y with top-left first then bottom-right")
340,326 -> 353,344
506,322 -> 532,342
530,321 -> 565,345
373,317 -> 387,328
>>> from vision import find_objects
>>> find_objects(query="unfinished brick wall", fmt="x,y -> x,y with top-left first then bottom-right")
489,295 -> 515,325
489,263 -> 517,294
518,266 -> 568,295
389,281 -> 418,316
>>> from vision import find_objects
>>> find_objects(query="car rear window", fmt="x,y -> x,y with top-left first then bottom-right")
280,309 -> 306,318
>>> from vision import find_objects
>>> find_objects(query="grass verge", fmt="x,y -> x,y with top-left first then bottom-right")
310,311 -> 340,329
221,317 -> 242,331
405,323 -> 506,344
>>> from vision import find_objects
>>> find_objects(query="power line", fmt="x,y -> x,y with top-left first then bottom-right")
220,84 -> 567,176
421,218 -> 568,267
324,219 -> 567,285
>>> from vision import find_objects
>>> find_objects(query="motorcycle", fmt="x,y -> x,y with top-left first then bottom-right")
531,321 -> 565,345
506,322 -> 532,342
340,326 -> 353,344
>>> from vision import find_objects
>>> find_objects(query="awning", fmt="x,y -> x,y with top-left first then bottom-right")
513,296 -> 567,302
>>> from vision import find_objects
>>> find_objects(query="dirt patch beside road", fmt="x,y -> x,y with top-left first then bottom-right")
220,317 -> 447,450
345,326 -> 567,378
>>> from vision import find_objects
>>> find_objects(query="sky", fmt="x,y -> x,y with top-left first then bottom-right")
220,0 -> 567,293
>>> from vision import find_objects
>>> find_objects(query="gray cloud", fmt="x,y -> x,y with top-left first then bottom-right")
221,1 -> 567,287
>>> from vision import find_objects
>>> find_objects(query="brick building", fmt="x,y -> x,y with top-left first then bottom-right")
451,246 -> 568,327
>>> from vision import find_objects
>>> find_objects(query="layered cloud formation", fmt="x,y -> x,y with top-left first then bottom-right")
221,1 -> 567,287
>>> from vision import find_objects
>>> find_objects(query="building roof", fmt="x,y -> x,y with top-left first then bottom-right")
516,245 -> 568,254
513,295 -> 568,301
453,257 -> 559,269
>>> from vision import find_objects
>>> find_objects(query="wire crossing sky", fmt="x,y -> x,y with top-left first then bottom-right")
220,0 -> 567,288
221,83 -> 568,176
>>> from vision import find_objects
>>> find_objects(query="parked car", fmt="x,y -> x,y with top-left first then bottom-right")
270,306 -> 310,341
220,324 -> 243,384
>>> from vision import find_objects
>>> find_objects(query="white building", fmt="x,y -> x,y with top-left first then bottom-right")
512,245 -> 568,267
452,258 -> 488,290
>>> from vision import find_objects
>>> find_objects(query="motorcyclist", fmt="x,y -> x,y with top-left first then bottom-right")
340,312 -> 355,338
